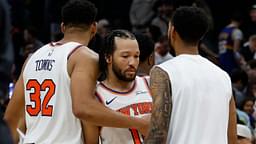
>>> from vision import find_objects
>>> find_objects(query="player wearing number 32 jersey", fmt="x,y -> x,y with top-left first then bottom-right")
22,42 -> 84,143
5,1 -> 150,143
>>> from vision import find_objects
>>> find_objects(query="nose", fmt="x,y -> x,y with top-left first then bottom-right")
128,57 -> 139,67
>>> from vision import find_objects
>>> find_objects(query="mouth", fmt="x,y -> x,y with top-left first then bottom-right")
125,69 -> 137,76
125,68 -> 136,73
126,71 -> 136,75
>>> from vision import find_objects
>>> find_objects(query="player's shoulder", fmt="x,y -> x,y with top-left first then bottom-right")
70,45 -> 99,62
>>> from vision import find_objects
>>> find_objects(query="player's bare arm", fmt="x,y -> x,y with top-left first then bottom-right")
4,57 -> 30,142
69,47 -> 148,132
82,120 -> 100,144
144,66 -> 172,144
228,96 -> 237,144
4,74 -> 24,142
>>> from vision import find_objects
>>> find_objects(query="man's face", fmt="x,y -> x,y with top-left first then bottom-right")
110,38 -> 140,82
250,9 -> 256,22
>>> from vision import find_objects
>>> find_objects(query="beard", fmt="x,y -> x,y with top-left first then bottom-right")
112,61 -> 137,82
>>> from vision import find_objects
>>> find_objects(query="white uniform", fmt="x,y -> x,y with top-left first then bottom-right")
158,54 -> 232,144
96,76 -> 152,144
23,42 -> 84,144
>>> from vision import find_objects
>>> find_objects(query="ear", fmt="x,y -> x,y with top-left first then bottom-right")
171,26 -> 176,41
61,22 -> 65,33
105,54 -> 112,64
148,53 -> 155,66
90,22 -> 97,38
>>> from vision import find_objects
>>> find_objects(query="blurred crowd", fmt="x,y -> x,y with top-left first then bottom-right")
3,0 -> 256,143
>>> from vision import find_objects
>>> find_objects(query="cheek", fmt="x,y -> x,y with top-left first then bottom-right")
120,58 -> 129,64
116,58 -> 129,70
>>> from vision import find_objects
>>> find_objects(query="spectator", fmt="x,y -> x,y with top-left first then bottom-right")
231,69 -> 248,106
241,35 -> 256,62
218,12 -> 244,74
129,0 -> 157,33
155,36 -> 173,65
23,26 -> 44,57
237,124 -> 253,144
238,97 -> 255,130
243,4 -> 256,40
151,0 -> 174,36
97,19 -> 110,38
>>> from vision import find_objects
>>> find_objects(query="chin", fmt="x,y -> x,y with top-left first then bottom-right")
125,75 -> 136,81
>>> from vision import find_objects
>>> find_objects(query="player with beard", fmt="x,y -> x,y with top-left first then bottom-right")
84,30 -> 152,144
145,6 -> 236,144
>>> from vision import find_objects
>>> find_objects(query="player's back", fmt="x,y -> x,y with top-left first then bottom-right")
23,42 -> 84,144
158,54 -> 232,144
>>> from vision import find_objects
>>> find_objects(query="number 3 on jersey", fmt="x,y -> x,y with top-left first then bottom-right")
26,79 -> 56,116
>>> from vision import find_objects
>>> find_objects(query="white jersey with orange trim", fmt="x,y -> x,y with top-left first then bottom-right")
96,76 -> 152,144
23,42 -> 84,144
158,54 -> 232,144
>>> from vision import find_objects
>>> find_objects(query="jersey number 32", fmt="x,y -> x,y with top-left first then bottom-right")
26,79 -> 55,116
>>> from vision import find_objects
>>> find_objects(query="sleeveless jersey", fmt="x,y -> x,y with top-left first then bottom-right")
158,54 -> 232,144
23,42 -> 84,144
218,26 -> 236,54
95,76 -> 152,144
218,26 -> 239,74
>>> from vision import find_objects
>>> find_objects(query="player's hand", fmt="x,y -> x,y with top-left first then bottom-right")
137,114 -> 151,137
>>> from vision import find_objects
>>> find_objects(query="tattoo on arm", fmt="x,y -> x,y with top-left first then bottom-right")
144,66 -> 172,144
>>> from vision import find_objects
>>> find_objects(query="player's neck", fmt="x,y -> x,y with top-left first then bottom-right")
60,31 -> 91,46
103,76 -> 135,92
174,42 -> 199,56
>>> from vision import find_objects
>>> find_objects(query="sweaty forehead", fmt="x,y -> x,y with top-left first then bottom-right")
114,37 -> 139,53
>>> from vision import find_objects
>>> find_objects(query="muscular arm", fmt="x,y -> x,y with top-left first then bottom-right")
4,57 -> 29,142
144,66 -> 172,144
82,120 -> 100,144
228,96 -> 237,144
4,70 -> 25,142
69,47 -> 147,133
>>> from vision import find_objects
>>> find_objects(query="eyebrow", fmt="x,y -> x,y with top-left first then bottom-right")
119,50 -> 139,54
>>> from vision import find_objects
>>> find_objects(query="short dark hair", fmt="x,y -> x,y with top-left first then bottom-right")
171,6 -> 209,45
230,69 -> 248,86
134,33 -> 154,62
61,0 -> 97,29
99,30 -> 136,78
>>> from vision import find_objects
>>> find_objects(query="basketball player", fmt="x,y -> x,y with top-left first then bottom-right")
4,0 -> 148,143
84,30 -> 152,144
134,33 -> 155,76
145,6 -> 237,144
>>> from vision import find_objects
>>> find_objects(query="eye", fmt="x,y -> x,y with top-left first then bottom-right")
122,55 -> 128,58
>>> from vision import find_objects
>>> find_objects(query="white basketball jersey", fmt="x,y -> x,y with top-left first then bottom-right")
96,76 -> 152,144
23,42 -> 84,144
158,54 -> 232,144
